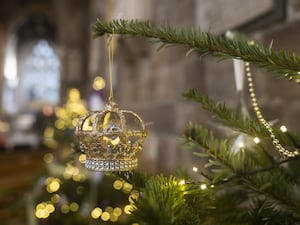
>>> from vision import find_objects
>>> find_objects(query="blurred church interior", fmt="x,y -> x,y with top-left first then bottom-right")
0,0 -> 300,224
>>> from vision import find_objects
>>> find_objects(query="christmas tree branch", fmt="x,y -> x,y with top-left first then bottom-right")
185,123 -> 300,214
210,155 -> 300,186
92,19 -> 300,81
183,88 -> 300,149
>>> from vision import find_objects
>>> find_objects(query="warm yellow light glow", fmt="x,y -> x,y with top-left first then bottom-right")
210,184 -> 215,188
238,142 -> 244,148
55,120 -> 65,130
65,164 -> 75,173
76,186 -> 84,195
101,212 -> 110,221
72,118 -> 78,127
113,207 -> 122,217
35,209 -> 50,219
110,213 -> 119,222
123,182 -> 133,193
200,184 -> 207,190
128,191 -> 139,203
105,206 -> 113,213
91,207 -> 102,219
124,205 -> 133,215
192,167 -> 198,172
47,179 -> 60,193
44,127 -> 54,138
93,76 -> 106,90
55,108 -> 66,119
179,179 -> 185,185
73,167 -> 79,175
64,164 -> 75,179
69,88 -> 80,101
43,153 -> 54,164
253,137 -> 260,144
247,40 -> 255,46
46,204 -> 55,213
36,202 -> 46,211
280,125 -> 287,133
113,180 -> 123,190
70,202 -> 79,212
51,194 -> 60,203
78,154 -> 86,164
35,202 -> 55,218
61,204 -> 70,214
73,174 -> 85,182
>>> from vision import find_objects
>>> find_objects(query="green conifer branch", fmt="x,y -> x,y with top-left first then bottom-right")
183,88 -> 300,149
131,175 -> 189,225
92,19 -> 300,81
184,123 -> 300,223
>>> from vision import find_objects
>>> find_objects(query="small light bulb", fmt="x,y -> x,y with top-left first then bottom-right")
253,137 -> 260,144
91,207 -> 102,219
200,184 -> 207,190
280,125 -> 287,133
192,167 -> 198,172
179,180 -> 185,185
238,142 -> 244,148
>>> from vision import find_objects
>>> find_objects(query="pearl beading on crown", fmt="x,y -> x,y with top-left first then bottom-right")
75,101 -> 146,172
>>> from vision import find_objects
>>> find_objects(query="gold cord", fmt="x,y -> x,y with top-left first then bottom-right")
107,32 -> 115,101
245,62 -> 298,157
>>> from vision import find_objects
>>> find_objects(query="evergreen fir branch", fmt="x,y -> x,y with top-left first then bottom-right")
92,19 -> 300,81
185,122 -> 300,183
246,198 -> 298,225
242,173 -> 300,223
183,88 -> 300,149
184,122 -> 246,183
131,175 -> 194,225
185,123 -> 300,223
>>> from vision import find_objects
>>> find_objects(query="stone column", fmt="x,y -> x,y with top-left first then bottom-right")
0,22 -> 4,116
53,0 -> 91,102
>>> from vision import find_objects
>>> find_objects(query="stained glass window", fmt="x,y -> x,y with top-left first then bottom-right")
21,39 -> 60,105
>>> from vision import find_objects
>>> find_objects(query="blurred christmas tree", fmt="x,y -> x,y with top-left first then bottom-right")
89,20 -> 300,225
26,88 -> 135,225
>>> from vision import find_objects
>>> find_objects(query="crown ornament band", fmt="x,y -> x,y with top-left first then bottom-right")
75,101 -> 147,172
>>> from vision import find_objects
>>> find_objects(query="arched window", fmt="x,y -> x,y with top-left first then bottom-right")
2,38 -> 60,114
20,39 -> 60,106
2,13 -> 59,115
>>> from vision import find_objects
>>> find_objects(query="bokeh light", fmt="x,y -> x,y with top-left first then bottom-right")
93,76 -> 106,90
91,207 -> 102,219
101,212 -> 110,221
113,180 -> 123,190
46,177 -> 61,193
43,153 -> 54,164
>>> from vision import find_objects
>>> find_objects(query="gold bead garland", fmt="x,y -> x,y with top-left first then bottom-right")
245,62 -> 299,157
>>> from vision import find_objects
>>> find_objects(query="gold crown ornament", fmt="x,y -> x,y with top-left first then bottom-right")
75,101 -> 147,172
